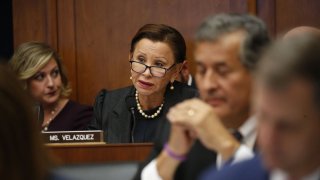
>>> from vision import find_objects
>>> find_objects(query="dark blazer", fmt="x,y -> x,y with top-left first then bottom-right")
201,155 -> 269,180
87,81 -> 198,143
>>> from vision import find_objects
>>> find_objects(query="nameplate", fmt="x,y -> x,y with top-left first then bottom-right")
42,130 -> 103,144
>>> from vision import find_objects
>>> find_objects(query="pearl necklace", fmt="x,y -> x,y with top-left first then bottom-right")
135,91 -> 164,119
42,108 -> 58,131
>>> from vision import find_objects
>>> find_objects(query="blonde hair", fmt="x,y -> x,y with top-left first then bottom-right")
9,42 -> 71,97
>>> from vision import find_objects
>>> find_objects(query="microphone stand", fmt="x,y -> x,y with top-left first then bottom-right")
130,107 -> 136,143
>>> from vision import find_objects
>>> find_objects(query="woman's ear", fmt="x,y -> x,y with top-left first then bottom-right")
180,60 -> 188,72
172,60 -> 187,81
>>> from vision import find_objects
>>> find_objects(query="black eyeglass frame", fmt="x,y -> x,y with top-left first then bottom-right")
129,60 -> 177,78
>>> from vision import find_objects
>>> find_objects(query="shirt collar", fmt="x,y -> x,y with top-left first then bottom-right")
187,74 -> 192,86
239,116 -> 257,139
237,116 -> 257,148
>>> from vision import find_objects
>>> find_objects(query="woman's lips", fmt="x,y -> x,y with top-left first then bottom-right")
138,80 -> 154,89
47,90 -> 57,96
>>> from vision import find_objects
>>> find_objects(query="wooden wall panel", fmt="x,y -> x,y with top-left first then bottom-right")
275,0 -> 320,35
57,0 -> 77,100
257,0 -> 320,37
13,0 -> 46,46
257,0 -> 276,36
45,0 -> 58,50
13,0 -> 57,49
74,0 -> 248,104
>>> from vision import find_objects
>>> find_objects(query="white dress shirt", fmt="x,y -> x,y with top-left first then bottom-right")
187,74 -> 193,86
216,116 -> 257,169
141,116 -> 257,180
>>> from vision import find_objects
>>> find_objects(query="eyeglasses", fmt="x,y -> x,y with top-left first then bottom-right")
129,60 -> 176,78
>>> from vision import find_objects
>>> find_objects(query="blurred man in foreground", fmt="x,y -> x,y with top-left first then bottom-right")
203,32 -> 320,180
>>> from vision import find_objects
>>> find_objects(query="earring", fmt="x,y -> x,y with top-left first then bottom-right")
130,76 -> 132,80
170,81 -> 174,90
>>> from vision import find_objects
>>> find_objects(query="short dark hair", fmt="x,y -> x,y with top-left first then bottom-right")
195,13 -> 270,70
130,24 -> 186,63
258,33 -> 320,106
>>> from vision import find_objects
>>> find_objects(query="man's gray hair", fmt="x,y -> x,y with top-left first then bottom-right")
195,13 -> 270,70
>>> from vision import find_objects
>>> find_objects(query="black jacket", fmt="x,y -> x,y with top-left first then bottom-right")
87,81 -> 198,143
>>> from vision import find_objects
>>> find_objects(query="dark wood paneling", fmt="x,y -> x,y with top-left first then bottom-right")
257,0 -> 320,37
47,143 -> 153,164
276,0 -> 320,35
13,0 -> 47,46
247,0 -> 257,14
257,0 -> 276,36
57,0 -> 77,100
45,0 -> 58,50
74,0 -> 248,104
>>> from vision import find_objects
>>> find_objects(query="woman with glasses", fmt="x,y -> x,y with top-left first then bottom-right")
9,42 -> 93,131
88,24 -> 198,143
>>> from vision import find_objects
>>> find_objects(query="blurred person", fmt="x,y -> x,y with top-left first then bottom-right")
283,26 -> 320,39
137,13 -> 270,180
0,64 -> 51,180
203,32 -> 320,180
9,42 -> 93,131
87,24 -> 198,143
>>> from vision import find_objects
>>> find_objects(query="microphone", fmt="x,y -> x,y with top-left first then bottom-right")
125,95 -> 136,143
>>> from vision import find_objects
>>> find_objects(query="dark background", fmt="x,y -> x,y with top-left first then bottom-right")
0,0 -> 13,62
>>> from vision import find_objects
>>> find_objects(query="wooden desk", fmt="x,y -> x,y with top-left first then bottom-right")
47,143 -> 153,164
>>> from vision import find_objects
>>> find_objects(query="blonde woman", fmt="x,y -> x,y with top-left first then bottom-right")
10,42 -> 92,131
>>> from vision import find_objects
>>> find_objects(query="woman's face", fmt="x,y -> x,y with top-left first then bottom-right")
130,38 -> 179,96
27,58 -> 62,106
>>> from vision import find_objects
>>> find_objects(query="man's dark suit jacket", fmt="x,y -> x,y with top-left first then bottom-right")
201,155 -> 269,180
87,81 -> 198,143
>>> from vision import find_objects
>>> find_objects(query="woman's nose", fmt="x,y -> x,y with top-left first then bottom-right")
46,76 -> 54,87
